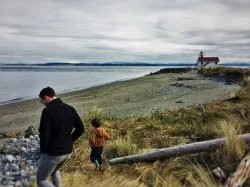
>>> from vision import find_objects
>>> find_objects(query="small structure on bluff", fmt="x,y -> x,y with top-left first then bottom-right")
196,51 -> 219,68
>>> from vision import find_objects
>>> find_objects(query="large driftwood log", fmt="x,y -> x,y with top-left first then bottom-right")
224,153 -> 250,187
109,133 -> 250,165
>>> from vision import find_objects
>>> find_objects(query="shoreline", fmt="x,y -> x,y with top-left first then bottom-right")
0,76 -> 139,107
0,71 -> 240,132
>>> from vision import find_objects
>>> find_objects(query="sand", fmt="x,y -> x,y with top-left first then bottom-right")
0,70 -> 240,132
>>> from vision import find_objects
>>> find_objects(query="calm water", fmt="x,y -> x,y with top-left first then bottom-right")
0,66 -> 166,105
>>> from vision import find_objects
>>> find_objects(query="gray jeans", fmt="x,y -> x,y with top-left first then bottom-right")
36,154 -> 69,187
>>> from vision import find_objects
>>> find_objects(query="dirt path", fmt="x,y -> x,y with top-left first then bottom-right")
0,71 -> 240,132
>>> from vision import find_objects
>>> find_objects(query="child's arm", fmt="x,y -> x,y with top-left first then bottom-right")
104,130 -> 111,140
89,133 -> 96,146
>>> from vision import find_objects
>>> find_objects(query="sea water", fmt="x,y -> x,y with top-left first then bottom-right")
0,65 -> 166,105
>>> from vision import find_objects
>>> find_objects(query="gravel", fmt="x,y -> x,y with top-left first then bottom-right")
0,135 -> 40,187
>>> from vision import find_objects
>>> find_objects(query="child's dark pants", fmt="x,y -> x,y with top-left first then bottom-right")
90,146 -> 103,164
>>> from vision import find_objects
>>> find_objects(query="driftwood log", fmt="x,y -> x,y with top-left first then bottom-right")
109,133 -> 250,165
224,153 -> 250,187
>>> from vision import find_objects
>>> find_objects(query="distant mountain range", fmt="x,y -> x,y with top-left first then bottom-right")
0,62 -> 249,67
40,62 -> 196,67
0,62 -> 194,66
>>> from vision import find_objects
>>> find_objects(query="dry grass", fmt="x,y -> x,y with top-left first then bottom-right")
60,68 -> 250,187
218,119 -> 247,160
237,76 -> 250,101
62,172 -> 146,187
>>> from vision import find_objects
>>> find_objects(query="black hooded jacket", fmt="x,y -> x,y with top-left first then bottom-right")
39,98 -> 84,156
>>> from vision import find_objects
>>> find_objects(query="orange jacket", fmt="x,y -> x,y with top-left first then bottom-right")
89,127 -> 110,147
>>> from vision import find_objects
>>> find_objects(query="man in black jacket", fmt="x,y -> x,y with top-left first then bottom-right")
37,87 -> 84,187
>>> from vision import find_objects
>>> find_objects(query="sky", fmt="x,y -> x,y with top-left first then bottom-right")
0,0 -> 250,64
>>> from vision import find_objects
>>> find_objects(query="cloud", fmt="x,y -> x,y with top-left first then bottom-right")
0,0 -> 249,63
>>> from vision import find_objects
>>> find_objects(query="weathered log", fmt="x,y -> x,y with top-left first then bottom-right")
224,153 -> 250,187
109,133 -> 250,165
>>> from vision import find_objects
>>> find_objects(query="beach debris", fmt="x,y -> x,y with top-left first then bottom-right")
24,126 -> 37,138
168,82 -> 192,93
177,77 -> 196,81
2,131 -> 18,138
170,82 -> 185,87
224,152 -> 250,187
108,133 -> 250,165
198,104 -> 206,115
223,96 -> 241,103
152,107 -> 159,113
212,167 -> 227,184
189,135 -> 201,142
126,97 -> 131,101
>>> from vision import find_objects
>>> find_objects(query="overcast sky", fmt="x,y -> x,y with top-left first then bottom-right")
0,0 -> 250,63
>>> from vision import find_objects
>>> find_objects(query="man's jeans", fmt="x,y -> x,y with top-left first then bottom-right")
36,154 -> 69,187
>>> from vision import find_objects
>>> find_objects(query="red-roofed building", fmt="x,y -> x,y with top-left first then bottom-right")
196,51 -> 219,68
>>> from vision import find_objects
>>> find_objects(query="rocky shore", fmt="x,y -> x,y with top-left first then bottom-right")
0,127 -> 39,187
148,67 -> 194,75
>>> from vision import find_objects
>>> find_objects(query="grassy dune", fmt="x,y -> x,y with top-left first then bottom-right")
59,68 -> 250,187
60,67 -> 250,187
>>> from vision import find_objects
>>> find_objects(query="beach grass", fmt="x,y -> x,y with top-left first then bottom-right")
60,68 -> 250,187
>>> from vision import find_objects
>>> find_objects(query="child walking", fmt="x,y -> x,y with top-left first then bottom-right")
89,118 -> 110,173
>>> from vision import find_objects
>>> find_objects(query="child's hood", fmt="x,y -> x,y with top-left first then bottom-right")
94,127 -> 106,137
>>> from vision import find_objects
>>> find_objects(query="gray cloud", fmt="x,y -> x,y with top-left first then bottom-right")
0,0 -> 249,63
213,0 -> 250,12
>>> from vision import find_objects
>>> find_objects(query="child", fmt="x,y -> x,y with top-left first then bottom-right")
89,118 -> 110,172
